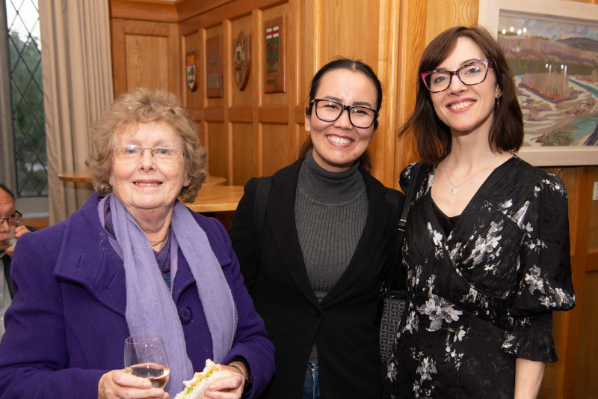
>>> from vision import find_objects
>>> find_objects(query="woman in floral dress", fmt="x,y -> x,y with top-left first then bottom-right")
384,26 -> 576,398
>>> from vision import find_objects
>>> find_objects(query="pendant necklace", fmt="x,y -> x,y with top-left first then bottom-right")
445,156 -> 505,196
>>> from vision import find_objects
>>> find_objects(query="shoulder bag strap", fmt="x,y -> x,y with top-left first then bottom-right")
381,161 -> 424,296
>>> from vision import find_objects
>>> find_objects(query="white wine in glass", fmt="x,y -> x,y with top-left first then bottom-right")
124,332 -> 170,388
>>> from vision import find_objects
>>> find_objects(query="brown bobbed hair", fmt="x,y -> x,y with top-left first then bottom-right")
299,57 -> 384,172
401,25 -> 523,165
85,88 -> 206,203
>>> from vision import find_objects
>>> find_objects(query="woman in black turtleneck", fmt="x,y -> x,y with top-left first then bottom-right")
229,58 -> 405,399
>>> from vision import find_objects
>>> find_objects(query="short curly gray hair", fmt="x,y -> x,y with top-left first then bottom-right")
85,88 -> 206,203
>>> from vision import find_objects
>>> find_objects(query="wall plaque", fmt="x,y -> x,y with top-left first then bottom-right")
232,32 -> 251,91
205,35 -> 223,98
186,51 -> 197,92
264,16 -> 286,93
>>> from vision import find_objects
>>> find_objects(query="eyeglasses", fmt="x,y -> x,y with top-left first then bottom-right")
421,59 -> 493,93
112,145 -> 184,164
0,211 -> 22,227
310,99 -> 378,129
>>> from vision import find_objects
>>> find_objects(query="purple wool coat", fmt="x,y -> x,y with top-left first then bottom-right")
0,193 -> 275,399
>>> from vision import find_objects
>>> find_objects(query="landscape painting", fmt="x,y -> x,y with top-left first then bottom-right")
497,13 -> 598,147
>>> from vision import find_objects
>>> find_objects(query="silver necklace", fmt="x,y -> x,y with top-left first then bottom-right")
444,157 -> 504,195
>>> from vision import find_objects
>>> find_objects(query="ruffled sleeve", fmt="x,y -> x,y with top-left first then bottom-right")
501,174 -> 576,362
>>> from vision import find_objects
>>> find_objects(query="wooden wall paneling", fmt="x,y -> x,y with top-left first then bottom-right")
320,0 -> 380,66
287,0 -> 300,159
168,23 -> 182,98
179,0 -> 284,36
262,123 -> 293,176
394,0 -> 427,183
223,19 -> 234,185
182,31 -> 201,109
110,19 -> 180,98
425,0 -> 479,45
109,0 -> 178,23
261,3 -> 289,107
575,270 -> 598,398
252,9 -> 264,176
587,167 -> 598,249
231,14 -> 254,107
206,25 -> 225,108
207,122 -> 229,179
537,167 -> 577,399
199,28 -> 209,170
124,33 -> 169,91
374,0 -> 400,187
232,123 -> 255,185
304,0 -> 317,92
557,167 -> 594,399
111,19 -> 127,97
177,0 -> 236,22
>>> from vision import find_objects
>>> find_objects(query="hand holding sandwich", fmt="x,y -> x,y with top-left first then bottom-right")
174,360 -> 248,399
98,369 -> 168,399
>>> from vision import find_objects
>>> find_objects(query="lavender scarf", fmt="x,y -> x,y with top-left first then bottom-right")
103,194 -> 237,396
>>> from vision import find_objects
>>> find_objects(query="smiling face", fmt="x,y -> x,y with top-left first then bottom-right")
305,69 -> 378,172
430,37 -> 502,137
109,122 -> 190,221
0,189 -> 15,252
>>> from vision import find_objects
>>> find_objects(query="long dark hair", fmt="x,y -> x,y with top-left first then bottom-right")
400,26 -> 523,164
299,57 -> 383,172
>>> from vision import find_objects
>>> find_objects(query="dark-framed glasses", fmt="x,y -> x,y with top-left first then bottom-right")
311,99 -> 378,129
421,59 -> 493,93
112,145 -> 183,164
0,211 -> 22,226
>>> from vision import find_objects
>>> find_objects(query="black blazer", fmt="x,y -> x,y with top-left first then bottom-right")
229,158 -> 405,399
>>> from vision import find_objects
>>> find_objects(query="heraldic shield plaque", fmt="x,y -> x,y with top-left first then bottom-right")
205,35 -> 223,98
232,32 -> 251,91
264,15 -> 286,93
186,50 -> 197,92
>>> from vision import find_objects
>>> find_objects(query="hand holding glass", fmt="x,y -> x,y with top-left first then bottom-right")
124,333 -> 170,389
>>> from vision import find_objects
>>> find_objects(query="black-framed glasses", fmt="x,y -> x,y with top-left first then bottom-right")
421,59 -> 493,93
310,99 -> 378,129
0,211 -> 22,226
112,145 -> 184,164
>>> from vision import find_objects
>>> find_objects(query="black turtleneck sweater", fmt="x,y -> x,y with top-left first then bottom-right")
294,150 -> 368,363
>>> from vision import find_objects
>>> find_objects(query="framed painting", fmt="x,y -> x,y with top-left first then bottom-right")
479,0 -> 598,166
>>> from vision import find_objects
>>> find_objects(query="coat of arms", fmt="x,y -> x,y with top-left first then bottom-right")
232,32 -> 251,91
186,51 -> 196,92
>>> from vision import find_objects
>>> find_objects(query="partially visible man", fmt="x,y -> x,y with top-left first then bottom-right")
0,184 -> 32,338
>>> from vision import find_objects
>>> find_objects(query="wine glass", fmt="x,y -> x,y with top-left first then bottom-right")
124,332 -> 170,389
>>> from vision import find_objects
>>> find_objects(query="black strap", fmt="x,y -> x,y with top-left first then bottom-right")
253,176 -> 273,240
381,161 -> 424,296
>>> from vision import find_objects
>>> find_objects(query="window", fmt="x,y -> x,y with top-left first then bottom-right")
5,0 -> 47,197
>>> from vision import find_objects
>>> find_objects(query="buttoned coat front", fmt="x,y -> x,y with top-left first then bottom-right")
229,158 -> 405,399
0,193 -> 275,399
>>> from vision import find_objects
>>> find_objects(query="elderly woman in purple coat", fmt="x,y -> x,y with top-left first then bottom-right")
0,88 -> 275,399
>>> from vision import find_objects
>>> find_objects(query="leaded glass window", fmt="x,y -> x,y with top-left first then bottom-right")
5,0 -> 46,197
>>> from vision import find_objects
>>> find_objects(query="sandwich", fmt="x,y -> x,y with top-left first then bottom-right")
174,359 -> 232,399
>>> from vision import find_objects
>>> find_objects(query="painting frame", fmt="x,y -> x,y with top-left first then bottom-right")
479,0 -> 598,166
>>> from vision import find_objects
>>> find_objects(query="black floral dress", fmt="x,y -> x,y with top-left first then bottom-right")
384,157 -> 576,399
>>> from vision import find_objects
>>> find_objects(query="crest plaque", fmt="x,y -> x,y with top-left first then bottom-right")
232,32 -> 252,91
205,35 -> 223,98
264,16 -> 286,93
186,51 -> 197,92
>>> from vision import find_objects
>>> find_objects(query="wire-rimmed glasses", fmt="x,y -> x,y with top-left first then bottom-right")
421,59 -> 493,93
310,99 -> 378,129
0,211 -> 22,227
112,145 -> 184,164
